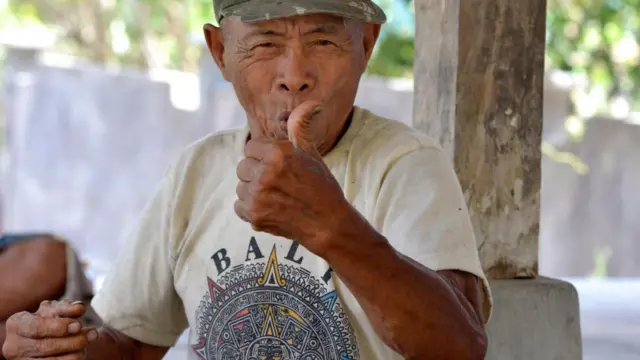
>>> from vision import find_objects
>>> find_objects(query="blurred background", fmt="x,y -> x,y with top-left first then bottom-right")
0,0 -> 638,359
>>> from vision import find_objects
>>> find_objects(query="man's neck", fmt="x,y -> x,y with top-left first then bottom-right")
323,107 -> 354,155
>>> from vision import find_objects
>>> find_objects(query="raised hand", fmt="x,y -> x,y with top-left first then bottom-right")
235,100 -> 355,257
2,300 -> 98,359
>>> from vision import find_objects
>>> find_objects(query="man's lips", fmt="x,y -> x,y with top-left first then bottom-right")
277,111 -> 292,122
274,111 -> 292,136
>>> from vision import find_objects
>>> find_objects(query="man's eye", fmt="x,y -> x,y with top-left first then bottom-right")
313,39 -> 335,46
255,42 -> 276,48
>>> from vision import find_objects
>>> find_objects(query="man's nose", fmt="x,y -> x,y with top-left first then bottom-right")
276,48 -> 316,95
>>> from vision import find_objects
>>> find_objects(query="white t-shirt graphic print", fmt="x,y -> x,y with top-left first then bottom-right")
92,107 -> 492,360
191,238 -> 357,360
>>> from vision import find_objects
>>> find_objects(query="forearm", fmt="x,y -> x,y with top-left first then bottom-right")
324,224 -> 486,359
86,327 -> 169,360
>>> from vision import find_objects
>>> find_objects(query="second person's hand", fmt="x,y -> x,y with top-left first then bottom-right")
2,299 -> 98,359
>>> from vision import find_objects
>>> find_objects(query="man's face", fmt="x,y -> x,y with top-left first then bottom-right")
205,14 -> 380,153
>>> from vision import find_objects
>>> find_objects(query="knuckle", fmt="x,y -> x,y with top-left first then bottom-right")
247,197 -> 262,216
267,144 -> 286,165
6,312 -> 26,330
249,212 -> 261,228
8,312 -> 37,339
38,300 -> 57,316
27,318 -> 41,337
52,318 -> 72,336
256,169 -> 274,190
250,209 -> 268,230
39,300 -> 52,309
253,180 -> 267,196
2,338 -> 17,358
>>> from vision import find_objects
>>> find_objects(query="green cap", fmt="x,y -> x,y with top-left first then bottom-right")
214,0 -> 387,25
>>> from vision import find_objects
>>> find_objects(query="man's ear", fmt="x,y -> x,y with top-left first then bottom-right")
362,23 -> 381,64
203,23 -> 231,81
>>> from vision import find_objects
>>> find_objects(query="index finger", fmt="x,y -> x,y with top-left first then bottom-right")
37,300 -> 86,319
7,312 -> 82,339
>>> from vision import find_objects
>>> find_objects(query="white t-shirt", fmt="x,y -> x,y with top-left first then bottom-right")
92,106 -> 492,360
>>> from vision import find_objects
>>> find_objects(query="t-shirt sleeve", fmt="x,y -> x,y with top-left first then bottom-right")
371,145 -> 493,321
91,164 -> 188,347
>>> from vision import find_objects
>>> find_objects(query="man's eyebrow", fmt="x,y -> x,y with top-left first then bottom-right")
303,24 -> 341,36
240,24 -> 342,41
242,28 -> 285,40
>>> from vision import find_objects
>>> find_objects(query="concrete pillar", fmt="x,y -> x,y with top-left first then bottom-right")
414,0 -> 543,278
412,1 -> 458,158
413,1 -> 582,358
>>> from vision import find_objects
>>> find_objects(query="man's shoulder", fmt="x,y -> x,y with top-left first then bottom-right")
163,127 -> 247,192
173,127 -> 246,171
351,107 -> 444,163
183,126 -> 245,159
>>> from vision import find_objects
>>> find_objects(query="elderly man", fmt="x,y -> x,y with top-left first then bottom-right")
2,0 -> 492,359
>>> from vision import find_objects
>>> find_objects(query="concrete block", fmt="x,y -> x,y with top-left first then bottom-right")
486,277 -> 582,360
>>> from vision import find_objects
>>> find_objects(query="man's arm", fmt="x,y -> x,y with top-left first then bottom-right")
236,110 -> 491,359
86,327 -> 169,360
88,164 -> 189,353
320,144 -> 490,360
324,219 -> 487,360
321,143 -> 490,359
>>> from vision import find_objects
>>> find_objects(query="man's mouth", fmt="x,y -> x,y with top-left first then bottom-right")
277,111 -> 292,123
275,111 -> 292,136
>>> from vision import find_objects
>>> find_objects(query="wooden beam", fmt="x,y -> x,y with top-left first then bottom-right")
413,0 -> 547,279
413,0 -> 459,158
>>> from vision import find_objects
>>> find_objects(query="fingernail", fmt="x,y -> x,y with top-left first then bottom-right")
312,105 -> 324,116
68,322 -> 81,334
87,329 -> 98,342
71,301 -> 83,305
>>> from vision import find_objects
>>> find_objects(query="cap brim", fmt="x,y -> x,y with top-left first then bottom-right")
219,0 -> 387,25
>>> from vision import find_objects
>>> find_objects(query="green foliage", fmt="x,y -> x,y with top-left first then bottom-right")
0,0 -> 414,73
366,31 -> 414,77
546,0 -> 640,113
0,0 -> 216,71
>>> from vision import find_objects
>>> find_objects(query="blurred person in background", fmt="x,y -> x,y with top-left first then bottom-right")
2,0 -> 491,359
0,233 -> 66,360
0,209 -> 100,360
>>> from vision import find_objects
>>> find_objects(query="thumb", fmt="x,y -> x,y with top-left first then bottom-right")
287,100 -> 323,157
